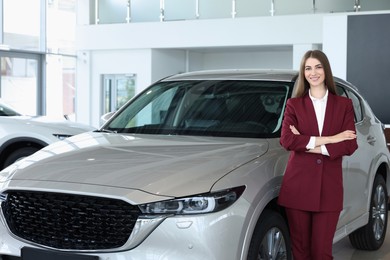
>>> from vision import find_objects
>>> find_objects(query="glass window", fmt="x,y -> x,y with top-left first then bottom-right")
236,0 -> 270,17
131,0 -> 160,22
102,74 -> 137,115
46,54 -> 77,119
346,90 -> 363,123
164,0 -> 197,21
0,54 -> 39,115
3,0 -> 41,51
0,101 -> 21,116
97,0 -> 128,24
337,85 -> 363,123
129,86 -> 176,128
47,0 -> 77,55
336,85 -> 348,97
198,0 -> 231,19
45,1 -> 78,119
107,80 -> 292,138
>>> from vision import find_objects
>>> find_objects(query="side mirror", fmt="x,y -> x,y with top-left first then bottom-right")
100,111 -> 115,126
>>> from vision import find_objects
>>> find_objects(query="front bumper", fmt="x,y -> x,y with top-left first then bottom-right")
0,197 -> 251,260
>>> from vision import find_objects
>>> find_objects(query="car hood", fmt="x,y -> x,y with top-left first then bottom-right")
4,132 -> 268,197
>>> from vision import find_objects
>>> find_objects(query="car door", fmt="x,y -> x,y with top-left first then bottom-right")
337,84 -> 372,228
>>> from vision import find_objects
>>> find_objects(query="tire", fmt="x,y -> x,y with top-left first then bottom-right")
349,174 -> 388,250
3,147 -> 40,168
247,209 -> 292,260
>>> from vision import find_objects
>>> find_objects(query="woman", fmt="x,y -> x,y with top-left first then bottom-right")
278,50 -> 358,260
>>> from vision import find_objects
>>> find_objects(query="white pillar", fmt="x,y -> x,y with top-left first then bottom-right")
75,50 -> 92,125
322,15 -> 348,80
76,0 -> 92,25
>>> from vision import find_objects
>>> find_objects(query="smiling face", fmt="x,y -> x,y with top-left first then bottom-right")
304,57 -> 326,89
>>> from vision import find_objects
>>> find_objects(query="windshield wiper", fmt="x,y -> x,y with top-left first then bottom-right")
95,128 -> 117,134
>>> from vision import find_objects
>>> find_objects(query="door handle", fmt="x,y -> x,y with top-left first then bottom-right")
367,135 -> 376,145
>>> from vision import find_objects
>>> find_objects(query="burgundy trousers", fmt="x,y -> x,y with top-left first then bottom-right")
285,208 -> 340,260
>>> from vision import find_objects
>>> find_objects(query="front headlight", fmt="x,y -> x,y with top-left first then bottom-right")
52,134 -> 72,140
138,186 -> 245,215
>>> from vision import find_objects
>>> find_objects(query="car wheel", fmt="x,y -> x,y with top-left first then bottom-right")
247,209 -> 292,260
3,147 -> 40,168
349,174 -> 388,250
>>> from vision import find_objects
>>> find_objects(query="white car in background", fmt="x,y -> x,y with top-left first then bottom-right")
0,100 -> 95,170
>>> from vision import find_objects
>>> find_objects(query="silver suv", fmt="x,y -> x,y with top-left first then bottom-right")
0,70 -> 389,260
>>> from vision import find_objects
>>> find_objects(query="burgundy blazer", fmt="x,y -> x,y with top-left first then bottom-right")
278,92 -> 358,212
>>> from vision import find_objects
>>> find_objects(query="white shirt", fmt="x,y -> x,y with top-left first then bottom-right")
306,89 -> 330,156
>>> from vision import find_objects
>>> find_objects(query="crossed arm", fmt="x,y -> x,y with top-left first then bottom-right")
289,125 -> 357,154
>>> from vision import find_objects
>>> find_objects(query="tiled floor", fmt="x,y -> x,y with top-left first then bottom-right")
333,216 -> 390,260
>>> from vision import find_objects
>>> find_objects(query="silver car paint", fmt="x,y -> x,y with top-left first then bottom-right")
2,133 -> 268,199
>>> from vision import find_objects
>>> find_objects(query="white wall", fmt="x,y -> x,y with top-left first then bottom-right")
323,15 -> 348,79
199,49 -> 293,70
188,51 -> 204,71
75,9 -> 390,127
76,15 -> 324,50
76,49 -> 153,127
151,49 -> 187,82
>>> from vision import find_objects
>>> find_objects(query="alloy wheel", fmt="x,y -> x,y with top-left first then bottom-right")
372,184 -> 387,240
259,227 -> 288,260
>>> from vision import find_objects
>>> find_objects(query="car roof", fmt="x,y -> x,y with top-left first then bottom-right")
161,69 -> 360,93
162,69 -> 299,82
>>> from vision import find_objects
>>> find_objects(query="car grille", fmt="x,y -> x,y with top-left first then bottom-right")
1,190 -> 141,250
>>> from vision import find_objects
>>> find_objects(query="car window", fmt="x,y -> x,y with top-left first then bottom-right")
336,85 -> 348,98
107,80 -> 293,138
0,103 -> 21,116
346,90 -> 363,123
336,85 -> 363,123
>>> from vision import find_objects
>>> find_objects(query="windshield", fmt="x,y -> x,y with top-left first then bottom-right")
104,80 -> 293,138
0,102 -> 22,116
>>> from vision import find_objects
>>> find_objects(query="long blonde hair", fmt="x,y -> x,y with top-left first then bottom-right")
293,50 -> 337,98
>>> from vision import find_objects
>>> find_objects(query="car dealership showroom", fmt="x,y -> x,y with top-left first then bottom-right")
1,0 -> 390,259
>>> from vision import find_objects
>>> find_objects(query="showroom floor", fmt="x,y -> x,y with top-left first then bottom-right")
333,216 -> 390,259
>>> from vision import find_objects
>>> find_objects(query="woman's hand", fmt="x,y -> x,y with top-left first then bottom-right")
290,125 -> 300,135
330,130 -> 357,143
